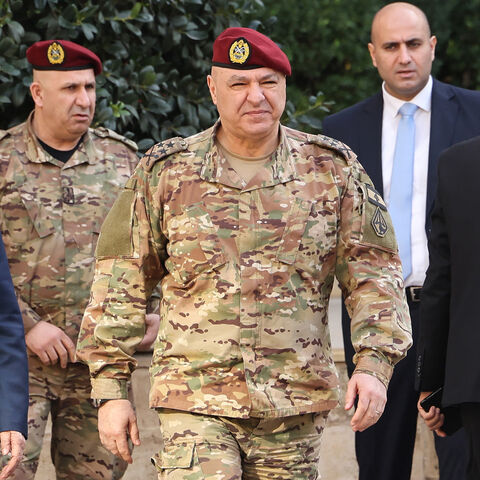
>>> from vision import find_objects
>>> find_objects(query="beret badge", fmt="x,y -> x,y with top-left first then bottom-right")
47,42 -> 65,65
229,38 -> 250,65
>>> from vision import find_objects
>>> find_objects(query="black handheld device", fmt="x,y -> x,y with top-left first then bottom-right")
420,387 -> 462,435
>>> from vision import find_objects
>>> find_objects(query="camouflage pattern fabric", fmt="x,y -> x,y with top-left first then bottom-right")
0,112 -> 140,341
77,122 -> 412,418
0,112 -> 139,479
1,354 -> 127,480
151,408 -> 329,479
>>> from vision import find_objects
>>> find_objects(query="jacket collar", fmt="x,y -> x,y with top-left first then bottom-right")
200,120 -> 298,190
23,111 -> 96,168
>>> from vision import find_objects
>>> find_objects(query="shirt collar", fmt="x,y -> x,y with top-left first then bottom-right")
200,121 -> 298,190
24,110 -> 96,167
382,75 -> 433,118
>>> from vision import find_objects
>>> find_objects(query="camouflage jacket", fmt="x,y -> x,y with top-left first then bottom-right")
77,122 -> 412,418
0,112 -> 140,344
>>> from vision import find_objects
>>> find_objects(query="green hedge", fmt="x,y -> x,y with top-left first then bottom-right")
0,0 -> 272,151
260,0 -> 480,116
1,0 -> 480,151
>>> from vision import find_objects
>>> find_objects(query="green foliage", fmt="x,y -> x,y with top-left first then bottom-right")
258,0 -> 384,114
423,0 -> 480,88
257,0 -> 480,122
2,0 -> 480,149
0,0 -> 270,151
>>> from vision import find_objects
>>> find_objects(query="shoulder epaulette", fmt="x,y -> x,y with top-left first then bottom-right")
142,137 -> 188,171
306,133 -> 355,163
92,126 -> 138,152
0,130 -> 10,142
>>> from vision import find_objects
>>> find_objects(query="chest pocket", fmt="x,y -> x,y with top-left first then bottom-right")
276,198 -> 313,265
276,197 -> 337,277
2,178 -> 56,244
165,202 -> 227,285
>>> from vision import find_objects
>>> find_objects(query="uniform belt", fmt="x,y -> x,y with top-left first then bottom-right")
406,286 -> 422,303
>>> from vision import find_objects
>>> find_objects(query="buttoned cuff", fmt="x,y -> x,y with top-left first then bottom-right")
90,378 -> 128,400
353,351 -> 394,389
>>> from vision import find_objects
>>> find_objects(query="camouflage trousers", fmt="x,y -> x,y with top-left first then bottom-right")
0,354 -> 127,480
151,409 -> 329,480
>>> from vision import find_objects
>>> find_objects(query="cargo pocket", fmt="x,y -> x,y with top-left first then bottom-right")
5,182 -> 56,244
151,442 -> 199,477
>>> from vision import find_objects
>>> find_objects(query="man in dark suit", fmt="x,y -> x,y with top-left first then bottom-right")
322,2 -> 480,479
0,230 -> 28,480
417,135 -> 480,480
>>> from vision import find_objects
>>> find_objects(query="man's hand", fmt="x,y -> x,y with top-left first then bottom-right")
0,431 -> 25,479
98,399 -> 140,464
417,391 -> 446,438
25,321 -> 75,368
345,372 -> 387,432
136,314 -> 160,352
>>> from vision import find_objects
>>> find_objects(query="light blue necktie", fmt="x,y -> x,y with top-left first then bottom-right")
389,102 -> 418,279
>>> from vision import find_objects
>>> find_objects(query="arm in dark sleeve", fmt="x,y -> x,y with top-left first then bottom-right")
0,230 -> 28,438
417,156 -> 451,392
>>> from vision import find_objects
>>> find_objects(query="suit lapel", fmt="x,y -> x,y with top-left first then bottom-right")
428,80 -> 458,219
359,93 -> 384,195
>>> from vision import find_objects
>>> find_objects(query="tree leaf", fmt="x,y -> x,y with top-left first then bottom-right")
7,21 -> 25,43
130,2 -> 142,18
185,29 -> 208,41
81,23 -> 98,41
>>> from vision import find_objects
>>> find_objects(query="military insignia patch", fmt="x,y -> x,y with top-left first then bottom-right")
47,42 -> 65,65
371,207 -> 388,237
366,184 -> 387,211
229,38 -> 250,64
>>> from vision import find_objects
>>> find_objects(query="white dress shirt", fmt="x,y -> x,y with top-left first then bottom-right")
381,76 -> 432,287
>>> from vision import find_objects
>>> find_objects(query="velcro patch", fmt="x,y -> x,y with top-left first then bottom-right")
95,189 -> 135,257
366,184 -> 387,211
360,182 -> 397,252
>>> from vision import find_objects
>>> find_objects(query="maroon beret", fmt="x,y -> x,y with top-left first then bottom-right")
212,27 -> 291,76
26,40 -> 102,75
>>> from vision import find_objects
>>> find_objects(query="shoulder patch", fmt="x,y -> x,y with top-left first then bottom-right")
306,133 -> 355,163
0,130 -> 10,142
92,126 -> 138,152
142,137 -> 188,171
358,182 -> 397,252
365,184 -> 387,211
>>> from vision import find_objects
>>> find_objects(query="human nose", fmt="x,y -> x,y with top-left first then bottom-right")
247,83 -> 265,104
398,44 -> 412,64
76,87 -> 91,108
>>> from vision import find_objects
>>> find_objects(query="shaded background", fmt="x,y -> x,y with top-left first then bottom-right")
0,0 -> 478,151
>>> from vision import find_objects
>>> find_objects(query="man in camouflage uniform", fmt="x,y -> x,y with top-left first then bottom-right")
0,40 -> 158,479
77,28 -> 412,479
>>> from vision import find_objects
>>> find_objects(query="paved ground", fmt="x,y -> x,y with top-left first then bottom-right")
36,295 -> 440,479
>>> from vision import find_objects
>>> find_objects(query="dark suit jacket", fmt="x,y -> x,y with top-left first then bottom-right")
322,79 -> 480,235
0,230 -> 28,438
322,79 -> 480,374
419,136 -> 480,407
